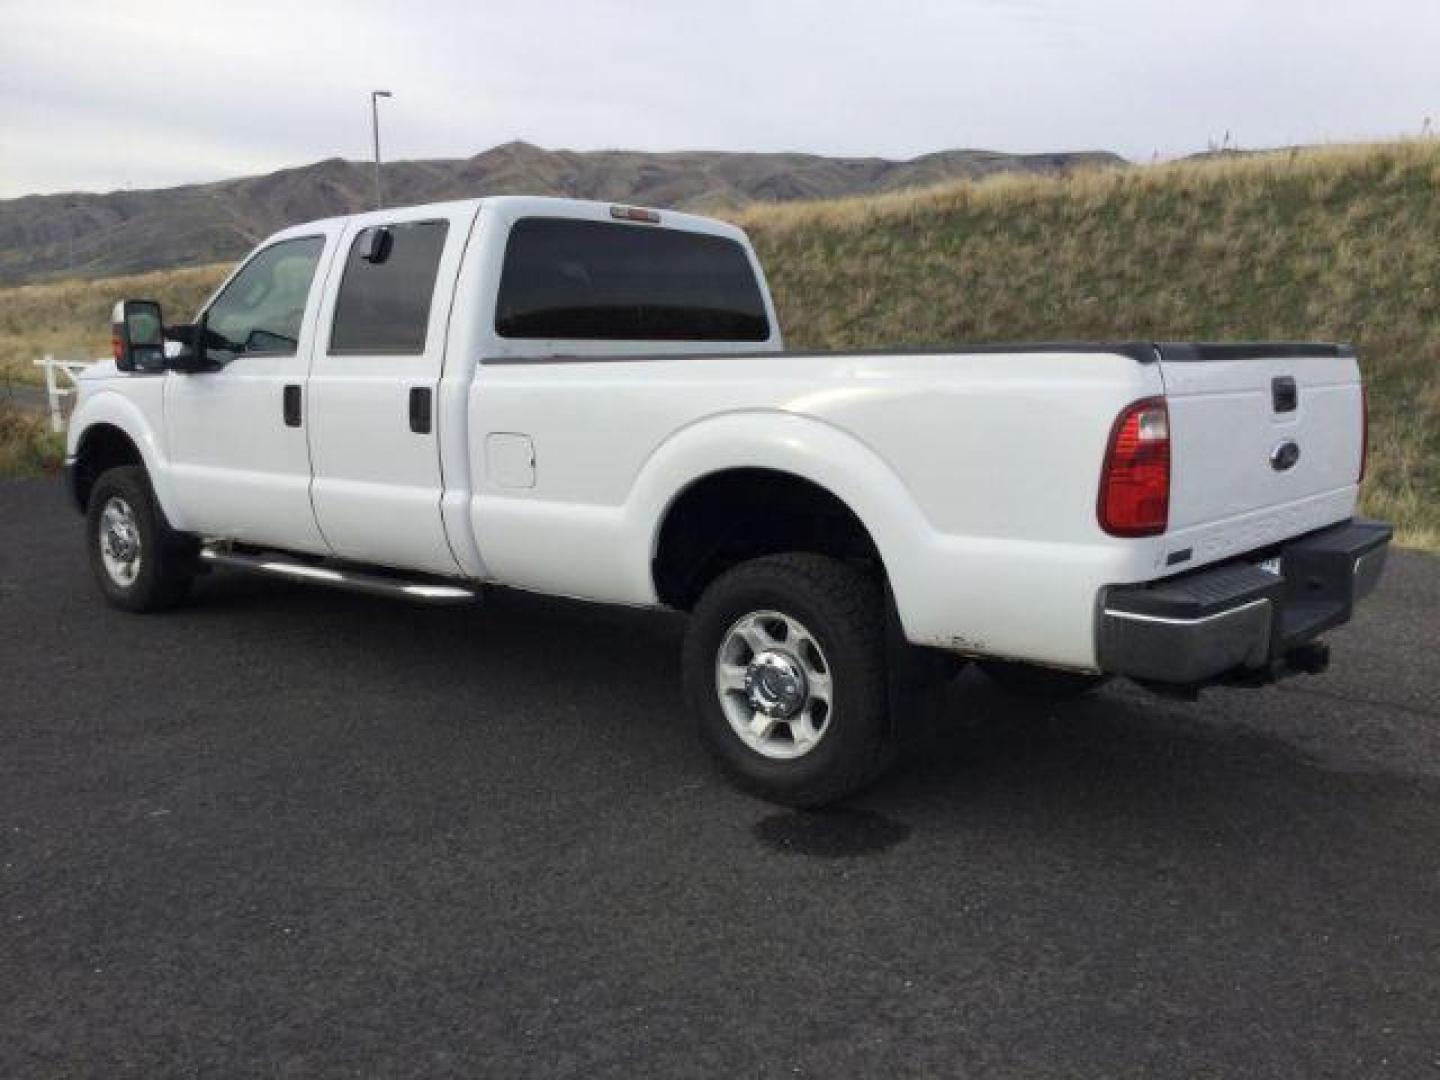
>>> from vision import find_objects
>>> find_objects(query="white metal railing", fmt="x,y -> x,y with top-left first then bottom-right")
32,355 -> 101,433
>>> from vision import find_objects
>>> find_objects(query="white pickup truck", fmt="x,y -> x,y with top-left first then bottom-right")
67,196 -> 1391,805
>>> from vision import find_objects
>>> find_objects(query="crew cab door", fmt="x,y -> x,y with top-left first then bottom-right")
306,204 -> 478,575
163,225 -> 341,553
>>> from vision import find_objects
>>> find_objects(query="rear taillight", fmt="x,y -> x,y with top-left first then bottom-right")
1358,383 -> 1369,483
1099,396 -> 1170,537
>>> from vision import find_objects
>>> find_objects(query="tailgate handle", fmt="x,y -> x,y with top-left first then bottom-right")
409,386 -> 433,434
1272,376 -> 1298,414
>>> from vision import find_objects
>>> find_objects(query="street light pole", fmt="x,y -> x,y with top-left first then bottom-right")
370,90 -> 392,209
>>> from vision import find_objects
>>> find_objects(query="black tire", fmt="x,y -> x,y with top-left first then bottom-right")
683,553 -> 893,807
978,659 -> 1110,700
86,465 -> 197,613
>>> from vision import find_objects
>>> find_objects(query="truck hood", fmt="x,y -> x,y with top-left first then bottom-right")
79,359 -> 121,380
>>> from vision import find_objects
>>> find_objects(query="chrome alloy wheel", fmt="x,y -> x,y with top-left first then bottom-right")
98,495 -> 143,588
715,610 -> 834,760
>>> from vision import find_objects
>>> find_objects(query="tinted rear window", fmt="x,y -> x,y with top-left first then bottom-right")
330,220 -> 449,355
495,218 -> 769,342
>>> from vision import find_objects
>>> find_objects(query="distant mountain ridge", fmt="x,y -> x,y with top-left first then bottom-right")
0,141 -> 1124,284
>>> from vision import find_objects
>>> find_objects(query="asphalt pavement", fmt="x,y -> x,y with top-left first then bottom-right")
2,477 -> 1438,1078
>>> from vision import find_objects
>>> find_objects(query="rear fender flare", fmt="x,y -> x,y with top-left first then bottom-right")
626,410 -> 935,631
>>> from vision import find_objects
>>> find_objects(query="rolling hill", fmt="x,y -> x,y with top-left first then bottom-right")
0,142 -> 1122,285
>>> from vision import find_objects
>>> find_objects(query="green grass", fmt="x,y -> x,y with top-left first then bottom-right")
0,141 -> 1435,547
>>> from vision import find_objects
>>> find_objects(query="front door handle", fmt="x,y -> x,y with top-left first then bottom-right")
409,387 -> 432,434
283,384 -> 302,427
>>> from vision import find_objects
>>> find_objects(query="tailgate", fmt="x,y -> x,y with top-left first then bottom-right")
1157,344 -> 1365,570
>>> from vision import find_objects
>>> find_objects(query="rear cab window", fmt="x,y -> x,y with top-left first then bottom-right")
495,218 -> 770,343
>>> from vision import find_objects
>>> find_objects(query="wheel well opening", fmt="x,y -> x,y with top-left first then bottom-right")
653,469 -> 883,610
72,425 -> 142,511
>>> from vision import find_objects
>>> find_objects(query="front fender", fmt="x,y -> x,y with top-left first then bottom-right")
68,386 -> 188,530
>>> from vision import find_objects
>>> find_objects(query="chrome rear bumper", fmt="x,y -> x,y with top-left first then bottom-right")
1097,519 -> 1392,687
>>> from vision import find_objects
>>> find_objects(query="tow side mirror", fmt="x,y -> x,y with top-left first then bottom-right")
110,299 -> 167,373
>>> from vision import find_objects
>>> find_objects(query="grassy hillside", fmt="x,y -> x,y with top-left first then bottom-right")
1,141 -> 1435,546
739,141 -> 1440,549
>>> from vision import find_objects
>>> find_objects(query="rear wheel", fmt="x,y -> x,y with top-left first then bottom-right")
683,554 -> 893,807
86,466 -> 197,612
979,659 -> 1110,700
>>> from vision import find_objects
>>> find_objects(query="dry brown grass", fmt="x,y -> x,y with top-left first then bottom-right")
0,400 -> 64,478
0,264 -> 228,387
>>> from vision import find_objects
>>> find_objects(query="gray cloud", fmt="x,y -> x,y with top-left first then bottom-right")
2,0 -> 1437,197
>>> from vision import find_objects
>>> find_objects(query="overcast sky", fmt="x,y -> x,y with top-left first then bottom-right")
1,0 -> 1437,198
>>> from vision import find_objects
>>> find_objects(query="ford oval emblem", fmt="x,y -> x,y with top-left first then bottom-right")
1270,439 -> 1301,472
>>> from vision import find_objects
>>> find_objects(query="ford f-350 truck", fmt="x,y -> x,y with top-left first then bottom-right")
68,196 -> 1391,805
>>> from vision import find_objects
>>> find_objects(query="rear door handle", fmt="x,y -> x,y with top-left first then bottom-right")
283,384 -> 302,427
409,387 -> 432,434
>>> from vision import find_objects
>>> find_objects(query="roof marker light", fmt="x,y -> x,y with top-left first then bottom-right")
610,205 -> 661,224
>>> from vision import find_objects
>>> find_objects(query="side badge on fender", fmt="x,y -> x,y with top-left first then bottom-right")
1270,439 -> 1301,472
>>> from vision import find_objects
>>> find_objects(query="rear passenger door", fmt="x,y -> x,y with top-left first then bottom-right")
307,204 -> 479,575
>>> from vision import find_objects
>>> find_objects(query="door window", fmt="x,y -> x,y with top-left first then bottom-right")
205,237 -> 325,362
329,221 -> 450,355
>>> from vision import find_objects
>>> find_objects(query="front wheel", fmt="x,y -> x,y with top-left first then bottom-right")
683,554 -> 893,807
86,465 -> 197,613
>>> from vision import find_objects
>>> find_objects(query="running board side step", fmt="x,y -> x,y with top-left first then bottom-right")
199,548 -> 479,605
